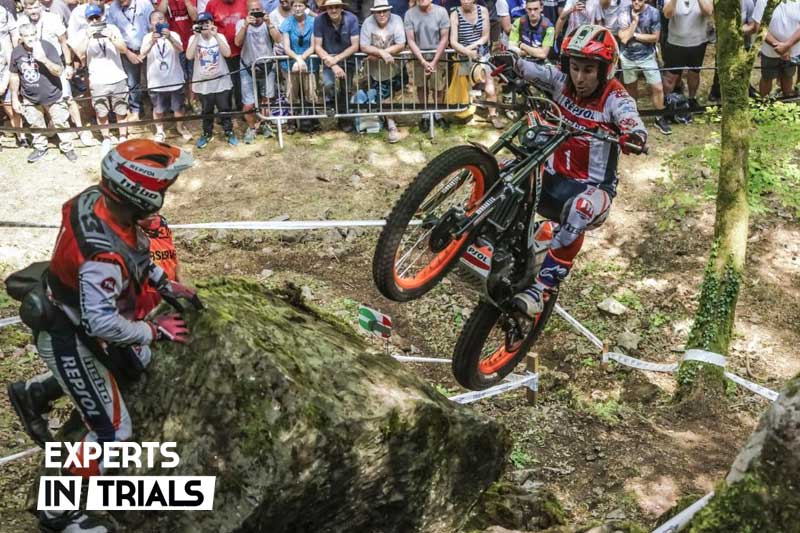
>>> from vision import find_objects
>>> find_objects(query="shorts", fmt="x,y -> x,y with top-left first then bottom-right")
620,52 -> 662,85
150,89 -> 185,113
412,56 -> 448,90
3,89 -> 10,104
91,79 -> 129,117
240,63 -> 276,106
662,41 -> 708,72
760,53 -> 798,81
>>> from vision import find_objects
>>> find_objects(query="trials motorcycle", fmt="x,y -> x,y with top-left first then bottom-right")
372,55 -> 646,390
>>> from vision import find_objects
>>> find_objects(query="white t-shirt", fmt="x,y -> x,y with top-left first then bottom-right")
742,0 -> 766,24
234,19 -> 274,67
563,0 -> 602,36
84,25 -> 128,87
667,0 -> 710,48
142,31 -> 185,92
600,0 -> 631,34
189,33 -> 233,94
17,12 -> 67,54
495,0 -> 509,17
0,5 -> 16,42
761,1 -> 800,59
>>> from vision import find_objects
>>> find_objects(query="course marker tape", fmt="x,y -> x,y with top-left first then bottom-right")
449,372 -> 538,404
0,316 -> 22,329
0,219 -> 424,231
0,446 -> 39,466
392,355 -> 452,364
651,491 -> 715,533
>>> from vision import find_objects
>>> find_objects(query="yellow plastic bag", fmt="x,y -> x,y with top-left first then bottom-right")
446,62 -> 476,121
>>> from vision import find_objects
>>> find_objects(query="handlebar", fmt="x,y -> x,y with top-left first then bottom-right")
579,128 -> 649,155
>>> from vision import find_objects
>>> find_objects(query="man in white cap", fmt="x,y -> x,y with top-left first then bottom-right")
360,0 -> 405,142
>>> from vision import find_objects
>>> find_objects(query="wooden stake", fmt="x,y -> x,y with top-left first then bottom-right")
601,341 -> 609,370
526,353 -> 539,405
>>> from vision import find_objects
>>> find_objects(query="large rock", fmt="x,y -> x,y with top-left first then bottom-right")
114,279 -> 510,532
688,375 -> 800,532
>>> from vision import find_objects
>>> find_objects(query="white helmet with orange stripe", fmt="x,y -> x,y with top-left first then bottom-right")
100,139 -> 194,215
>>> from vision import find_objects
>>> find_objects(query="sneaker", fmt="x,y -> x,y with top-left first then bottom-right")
338,119 -> 354,133
154,131 -> 166,143
418,116 -> 431,132
79,131 -> 98,147
27,148 -> 48,163
490,115 -> 504,130
17,135 -> 30,148
177,125 -> 193,141
285,121 -> 297,134
63,149 -> 78,162
100,138 -> 112,157
225,131 -> 239,146
259,122 -> 274,138
434,116 -> 450,130
688,97 -> 702,113
674,113 -> 693,125
243,127 -> 256,144
195,134 -> 211,149
387,126 -> 400,144
7,382 -> 52,448
511,284 -> 547,319
38,509 -> 115,532
655,115 -> 672,135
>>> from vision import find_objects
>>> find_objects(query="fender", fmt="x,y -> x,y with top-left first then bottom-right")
467,141 -> 500,183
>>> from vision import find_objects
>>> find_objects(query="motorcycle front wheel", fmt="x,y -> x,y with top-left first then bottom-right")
372,145 -> 499,302
452,294 -> 558,391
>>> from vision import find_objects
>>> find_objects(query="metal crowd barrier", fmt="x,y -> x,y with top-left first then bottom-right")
250,49 -> 470,147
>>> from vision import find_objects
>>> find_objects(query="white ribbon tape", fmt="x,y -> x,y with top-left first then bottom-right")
554,304 -> 604,349
0,446 -> 40,467
0,316 -> 22,329
724,372 -> 780,402
172,219 -> 421,231
683,349 -> 727,368
392,355 -> 452,364
651,491 -> 715,533
449,372 -> 538,404
606,352 -> 678,373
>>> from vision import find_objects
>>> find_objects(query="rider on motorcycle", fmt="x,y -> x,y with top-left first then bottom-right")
510,24 -> 647,318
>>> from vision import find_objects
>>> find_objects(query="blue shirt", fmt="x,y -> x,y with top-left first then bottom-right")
280,13 -> 318,71
105,0 -> 154,50
261,0 -> 279,15
313,10 -> 359,62
620,4 -> 660,61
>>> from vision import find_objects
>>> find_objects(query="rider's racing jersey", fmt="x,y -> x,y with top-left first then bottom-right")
516,60 -> 647,196
48,186 -> 163,346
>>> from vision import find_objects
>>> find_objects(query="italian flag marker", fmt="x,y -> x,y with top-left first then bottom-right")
358,305 -> 392,339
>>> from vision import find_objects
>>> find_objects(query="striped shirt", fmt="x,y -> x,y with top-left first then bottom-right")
456,6 -> 488,56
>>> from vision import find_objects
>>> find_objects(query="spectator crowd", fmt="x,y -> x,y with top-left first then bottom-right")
0,0 -> 796,160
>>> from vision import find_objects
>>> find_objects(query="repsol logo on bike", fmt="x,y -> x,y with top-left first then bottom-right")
556,95 -> 603,121
60,356 -> 103,417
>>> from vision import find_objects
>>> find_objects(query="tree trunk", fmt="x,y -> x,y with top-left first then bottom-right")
48,279 -> 512,532
674,0 -> 776,404
687,375 -> 800,531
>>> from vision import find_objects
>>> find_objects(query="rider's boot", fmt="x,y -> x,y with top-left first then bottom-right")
512,251 -> 572,319
8,373 -> 63,448
38,509 -> 115,532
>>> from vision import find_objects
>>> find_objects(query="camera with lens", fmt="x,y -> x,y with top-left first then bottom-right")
156,22 -> 169,34
91,21 -> 107,38
192,22 -> 208,33
250,10 -> 265,17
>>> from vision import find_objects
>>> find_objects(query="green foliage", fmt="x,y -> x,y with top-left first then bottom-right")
587,399 -> 624,425
617,290 -> 644,312
509,448 -> 537,469
686,245 -> 742,354
662,102 -> 800,220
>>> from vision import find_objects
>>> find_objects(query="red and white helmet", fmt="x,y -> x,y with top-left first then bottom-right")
100,139 -> 193,214
561,24 -> 619,81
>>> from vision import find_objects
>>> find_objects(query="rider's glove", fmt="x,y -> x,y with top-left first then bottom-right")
154,271 -> 205,313
150,313 -> 189,344
619,132 -> 646,155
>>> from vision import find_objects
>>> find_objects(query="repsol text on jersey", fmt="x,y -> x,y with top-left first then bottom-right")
151,249 -> 177,262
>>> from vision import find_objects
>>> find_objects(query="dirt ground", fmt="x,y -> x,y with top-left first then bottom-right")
0,104 -> 798,532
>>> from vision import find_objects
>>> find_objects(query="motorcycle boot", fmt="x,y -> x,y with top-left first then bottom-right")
38,509 -> 115,532
8,374 -> 63,447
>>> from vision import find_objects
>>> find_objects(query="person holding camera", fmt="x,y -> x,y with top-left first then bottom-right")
156,0 -> 199,109
105,0 -> 155,122
9,23 -> 77,162
73,4 -> 132,153
187,11 -> 237,147
205,0 -> 247,110
554,0 -> 601,41
235,0 -> 280,143
140,10 -> 193,141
